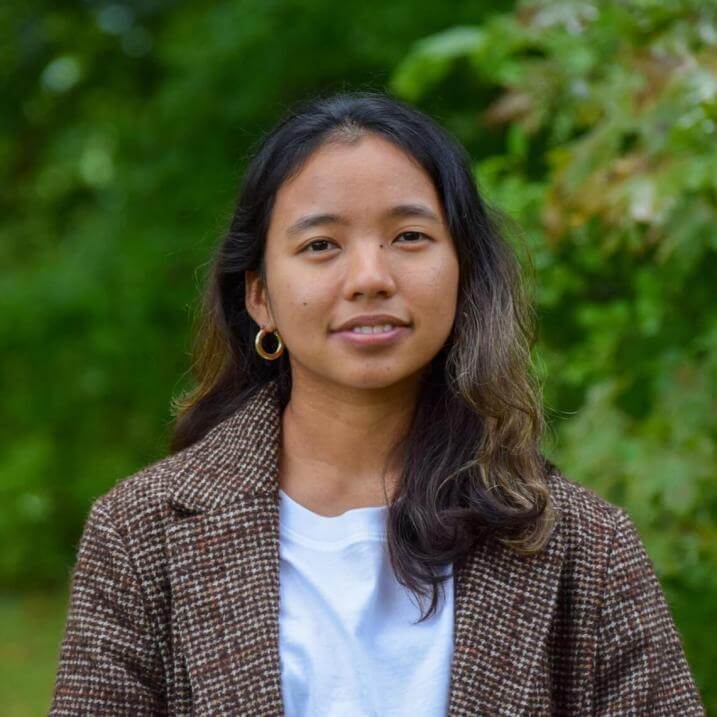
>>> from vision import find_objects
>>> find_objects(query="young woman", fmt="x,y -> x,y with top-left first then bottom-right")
50,91 -> 705,715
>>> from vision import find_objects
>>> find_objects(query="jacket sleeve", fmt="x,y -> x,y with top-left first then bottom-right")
594,508 -> 705,716
50,496 -> 167,716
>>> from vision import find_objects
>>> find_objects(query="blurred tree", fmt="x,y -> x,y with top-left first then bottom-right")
391,0 -> 716,707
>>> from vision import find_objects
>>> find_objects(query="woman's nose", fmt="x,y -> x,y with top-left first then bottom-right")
343,243 -> 398,297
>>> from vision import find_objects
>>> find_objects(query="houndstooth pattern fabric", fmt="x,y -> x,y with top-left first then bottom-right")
50,379 -> 706,715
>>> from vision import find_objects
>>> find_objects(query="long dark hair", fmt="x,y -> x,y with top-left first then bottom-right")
169,90 -> 556,622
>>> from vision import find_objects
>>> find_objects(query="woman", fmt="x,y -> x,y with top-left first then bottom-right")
50,91 -> 705,715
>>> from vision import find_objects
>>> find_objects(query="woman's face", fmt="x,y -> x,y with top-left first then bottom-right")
246,133 -> 460,392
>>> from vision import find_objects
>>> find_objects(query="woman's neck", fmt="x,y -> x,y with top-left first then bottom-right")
277,377 -> 419,513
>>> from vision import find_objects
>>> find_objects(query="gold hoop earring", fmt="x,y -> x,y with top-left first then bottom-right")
255,327 -> 284,361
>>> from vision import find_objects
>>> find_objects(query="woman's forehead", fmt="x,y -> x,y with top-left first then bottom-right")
272,138 -> 442,225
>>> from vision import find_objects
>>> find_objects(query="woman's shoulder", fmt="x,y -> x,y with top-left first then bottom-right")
544,462 -> 639,557
81,448 -> 191,546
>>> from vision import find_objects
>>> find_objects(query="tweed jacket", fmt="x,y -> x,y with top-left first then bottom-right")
50,379 -> 705,716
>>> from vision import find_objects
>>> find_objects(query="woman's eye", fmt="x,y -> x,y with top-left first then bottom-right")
302,239 -> 336,253
395,231 -> 430,244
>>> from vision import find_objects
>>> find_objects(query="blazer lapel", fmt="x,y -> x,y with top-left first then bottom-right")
166,381 -> 286,715
166,496 -> 284,714
165,378 -> 567,716
447,512 -> 566,715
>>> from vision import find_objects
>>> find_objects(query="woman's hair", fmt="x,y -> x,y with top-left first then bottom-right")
169,90 -> 557,623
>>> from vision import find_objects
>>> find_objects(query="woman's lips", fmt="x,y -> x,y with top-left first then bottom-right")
331,325 -> 411,346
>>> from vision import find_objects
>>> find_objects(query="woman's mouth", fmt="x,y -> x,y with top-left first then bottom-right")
331,324 -> 412,346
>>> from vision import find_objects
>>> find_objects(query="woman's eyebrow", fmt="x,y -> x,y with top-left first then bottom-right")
286,203 -> 442,237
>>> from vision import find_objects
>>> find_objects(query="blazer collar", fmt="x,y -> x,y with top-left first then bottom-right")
168,379 -> 282,512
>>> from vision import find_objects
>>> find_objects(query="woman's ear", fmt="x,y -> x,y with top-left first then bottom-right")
244,269 -> 272,328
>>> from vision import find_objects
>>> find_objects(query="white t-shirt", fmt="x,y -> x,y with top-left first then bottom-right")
278,487 -> 455,717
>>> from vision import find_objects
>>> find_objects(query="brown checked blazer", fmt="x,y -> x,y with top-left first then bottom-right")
50,379 -> 705,715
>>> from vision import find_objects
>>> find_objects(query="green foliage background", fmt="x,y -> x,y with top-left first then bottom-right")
2,0 -> 715,712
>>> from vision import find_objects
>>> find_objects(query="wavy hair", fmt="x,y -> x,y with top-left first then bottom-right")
169,90 -> 557,623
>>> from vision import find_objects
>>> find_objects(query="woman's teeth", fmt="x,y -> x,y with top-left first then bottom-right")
351,324 -> 396,334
